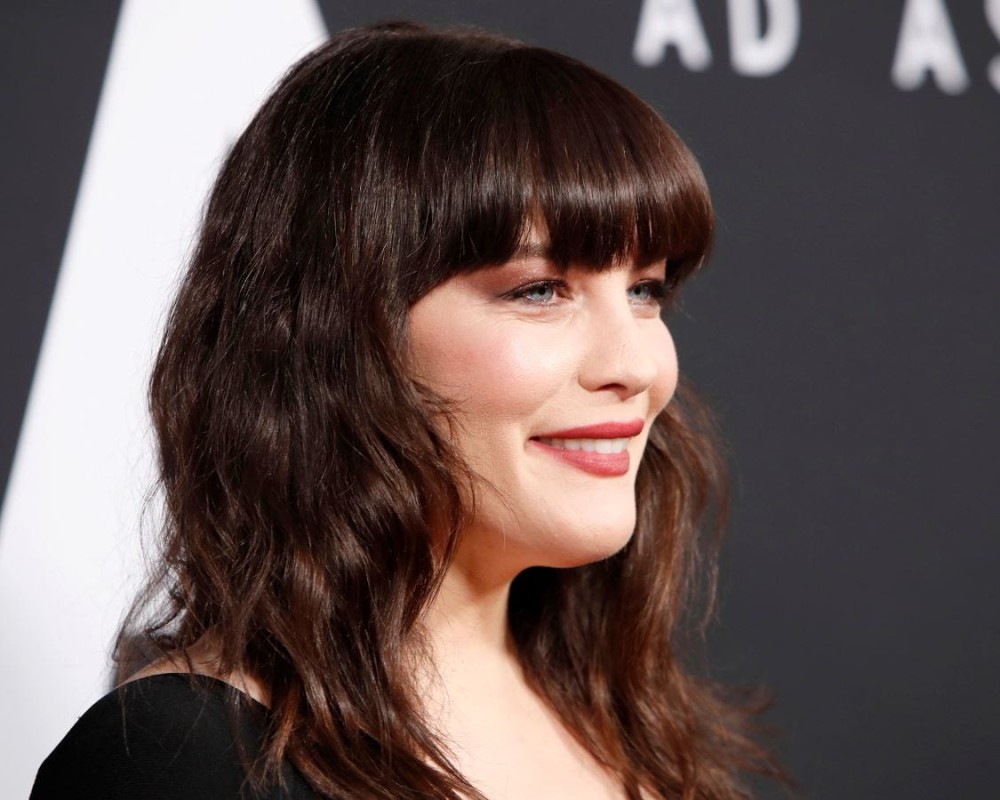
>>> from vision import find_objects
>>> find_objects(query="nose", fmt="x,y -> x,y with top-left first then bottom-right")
577,292 -> 660,399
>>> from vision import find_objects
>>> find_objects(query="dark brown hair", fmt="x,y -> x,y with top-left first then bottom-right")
119,21 -> 783,799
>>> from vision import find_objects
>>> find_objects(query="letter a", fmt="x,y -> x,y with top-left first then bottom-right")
634,0 -> 713,70
891,0 -> 970,93
727,0 -> 800,76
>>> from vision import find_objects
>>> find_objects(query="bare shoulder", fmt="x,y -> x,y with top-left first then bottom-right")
124,642 -> 269,707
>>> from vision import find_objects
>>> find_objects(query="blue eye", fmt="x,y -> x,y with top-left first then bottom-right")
508,281 -> 560,304
628,279 -> 669,305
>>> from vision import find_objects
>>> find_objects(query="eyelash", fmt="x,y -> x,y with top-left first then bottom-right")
505,278 -> 675,307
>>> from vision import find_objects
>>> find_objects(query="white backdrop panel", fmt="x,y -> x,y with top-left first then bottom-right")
0,2 -> 326,795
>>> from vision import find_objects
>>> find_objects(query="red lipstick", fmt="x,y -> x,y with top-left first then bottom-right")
534,419 -> 644,439
529,418 -> 644,477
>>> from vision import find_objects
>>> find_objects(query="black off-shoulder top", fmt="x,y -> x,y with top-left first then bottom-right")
30,673 -> 318,799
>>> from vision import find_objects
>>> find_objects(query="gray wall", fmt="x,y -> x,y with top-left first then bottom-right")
2,2 -> 998,797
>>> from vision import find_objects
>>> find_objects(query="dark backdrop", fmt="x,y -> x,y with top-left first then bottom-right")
2,2 -> 998,797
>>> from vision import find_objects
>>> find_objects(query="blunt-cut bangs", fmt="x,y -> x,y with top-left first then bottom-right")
329,23 -> 714,301
436,44 -> 714,280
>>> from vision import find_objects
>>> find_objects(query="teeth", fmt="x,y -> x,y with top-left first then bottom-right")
537,437 -> 629,454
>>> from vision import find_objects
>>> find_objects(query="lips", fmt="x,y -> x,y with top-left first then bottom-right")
535,419 -> 644,439
529,419 -> 644,477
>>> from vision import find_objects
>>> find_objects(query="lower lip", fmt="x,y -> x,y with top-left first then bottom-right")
529,439 -> 631,477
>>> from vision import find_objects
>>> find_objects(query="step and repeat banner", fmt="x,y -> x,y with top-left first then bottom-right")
1,2 -> 998,797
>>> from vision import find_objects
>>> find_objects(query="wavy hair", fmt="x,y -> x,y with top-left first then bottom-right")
118,21 -> 784,799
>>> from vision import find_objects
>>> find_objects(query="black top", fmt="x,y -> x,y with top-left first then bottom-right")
30,674 -> 318,799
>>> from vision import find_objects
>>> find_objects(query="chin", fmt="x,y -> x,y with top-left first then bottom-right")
537,519 -> 637,570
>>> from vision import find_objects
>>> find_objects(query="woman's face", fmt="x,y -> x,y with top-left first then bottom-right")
408,243 -> 679,581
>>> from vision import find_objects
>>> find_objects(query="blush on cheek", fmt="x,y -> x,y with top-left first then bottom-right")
408,316 -> 493,403
438,326 -> 573,418
429,334 -> 518,406
499,334 -> 574,402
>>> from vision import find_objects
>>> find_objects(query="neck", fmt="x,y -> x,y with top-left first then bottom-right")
425,557 -> 514,656
416,552 -> 524,712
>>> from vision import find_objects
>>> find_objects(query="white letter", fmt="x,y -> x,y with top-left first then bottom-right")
987,0 -> 1000,93
891,0 -> 970,94
0,1 -> 326,798
727,0 -> 800,76
634,0 -> 713,70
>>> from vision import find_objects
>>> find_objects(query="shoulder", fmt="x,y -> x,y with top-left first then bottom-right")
30,674 -> 308,799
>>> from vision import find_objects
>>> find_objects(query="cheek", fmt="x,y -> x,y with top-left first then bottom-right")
411,319 -> 573,423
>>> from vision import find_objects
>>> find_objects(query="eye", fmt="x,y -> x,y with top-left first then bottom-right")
628,279 -> 670,306
505,280 -> 565,304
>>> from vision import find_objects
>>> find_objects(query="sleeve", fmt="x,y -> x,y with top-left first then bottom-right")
29,676 -> 282,800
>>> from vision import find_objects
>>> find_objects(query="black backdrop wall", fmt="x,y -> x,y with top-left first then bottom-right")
2,2 -> 998,798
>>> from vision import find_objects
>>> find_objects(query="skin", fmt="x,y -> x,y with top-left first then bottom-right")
133,245 -> 679,799
409,248 -> 678,578
409,244 -> 678,798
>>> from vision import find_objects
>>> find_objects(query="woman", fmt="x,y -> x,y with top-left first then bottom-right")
32,21 -> 782,800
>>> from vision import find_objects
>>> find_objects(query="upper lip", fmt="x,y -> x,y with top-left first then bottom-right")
533,419 -> 645,439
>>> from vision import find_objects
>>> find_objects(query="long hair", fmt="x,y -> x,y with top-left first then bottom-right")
119,21 -> 784,799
